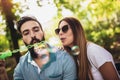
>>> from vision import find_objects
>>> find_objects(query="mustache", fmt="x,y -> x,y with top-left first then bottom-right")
30,37 -> 40,44
24,36 -> 45,59
28,37 -> 40,59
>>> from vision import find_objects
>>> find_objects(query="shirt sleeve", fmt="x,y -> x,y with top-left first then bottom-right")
87,43 -> 114,69
62,52 -> 77,80
13,61 -> 24,80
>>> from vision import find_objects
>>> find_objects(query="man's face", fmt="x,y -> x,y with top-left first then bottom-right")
20,20 -> 44,45
20,21 -> 44,45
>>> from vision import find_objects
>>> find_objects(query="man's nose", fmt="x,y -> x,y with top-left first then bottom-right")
30,31 -> 35,38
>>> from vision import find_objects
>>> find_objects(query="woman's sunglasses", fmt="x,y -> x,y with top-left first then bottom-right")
55,25 -> 69,35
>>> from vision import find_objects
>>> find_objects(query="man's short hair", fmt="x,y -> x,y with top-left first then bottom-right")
17,16 -> 43,33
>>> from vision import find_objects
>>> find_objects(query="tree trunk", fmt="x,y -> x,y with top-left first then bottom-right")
1,0 -> 21,63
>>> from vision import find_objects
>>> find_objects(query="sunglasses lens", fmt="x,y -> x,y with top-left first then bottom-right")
62,25 -> 68,33
55,25 -> 69,35
55,29 -> 60,34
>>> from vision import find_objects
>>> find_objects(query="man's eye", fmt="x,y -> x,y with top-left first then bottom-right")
33,27 -> 39,32
23,32 -> 29,35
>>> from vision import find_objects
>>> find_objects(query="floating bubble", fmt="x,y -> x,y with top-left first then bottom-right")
71,46 -> 80,56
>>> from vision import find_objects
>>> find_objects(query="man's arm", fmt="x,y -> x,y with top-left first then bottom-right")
13,63 -> 24,80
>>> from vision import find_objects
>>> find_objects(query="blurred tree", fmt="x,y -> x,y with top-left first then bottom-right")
0,0 -> 21,63
53,0 -> 120,60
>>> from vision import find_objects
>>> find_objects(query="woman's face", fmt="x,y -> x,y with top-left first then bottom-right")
57,21 -> 74,47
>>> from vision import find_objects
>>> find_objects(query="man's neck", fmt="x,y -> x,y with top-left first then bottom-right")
34,58 -> 43,68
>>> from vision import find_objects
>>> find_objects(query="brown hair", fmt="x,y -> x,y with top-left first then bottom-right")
58,17 -> 93,80
16,16 -> 43,33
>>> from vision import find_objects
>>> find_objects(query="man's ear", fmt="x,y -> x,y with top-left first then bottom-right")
43,32 -> 46,40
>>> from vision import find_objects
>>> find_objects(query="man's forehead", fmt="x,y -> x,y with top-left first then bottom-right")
21,21 -> 40,31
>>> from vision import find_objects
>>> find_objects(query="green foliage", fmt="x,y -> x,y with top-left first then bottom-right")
0,35 -> 9,52
54,0 -> 120,56
0,23 -> 9,52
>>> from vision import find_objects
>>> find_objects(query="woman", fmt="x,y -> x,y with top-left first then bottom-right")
55,17 -> 120,80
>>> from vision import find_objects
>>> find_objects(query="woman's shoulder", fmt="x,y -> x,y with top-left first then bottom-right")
87,42 -> 113,68
87,42 -> 102,49
87,42 -> 109,53
87,42 -> 113,59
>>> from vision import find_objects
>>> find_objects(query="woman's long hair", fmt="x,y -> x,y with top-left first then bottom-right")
58,17 -> 93,80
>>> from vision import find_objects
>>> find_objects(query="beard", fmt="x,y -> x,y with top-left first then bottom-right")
24,36 -> 45,59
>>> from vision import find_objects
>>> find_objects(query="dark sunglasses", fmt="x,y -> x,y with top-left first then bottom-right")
55,25 -> 69,35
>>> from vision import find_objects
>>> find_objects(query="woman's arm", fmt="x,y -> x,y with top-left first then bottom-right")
99,62 -> 120,80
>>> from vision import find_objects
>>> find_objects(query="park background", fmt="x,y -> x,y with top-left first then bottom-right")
0,0 -> 120,80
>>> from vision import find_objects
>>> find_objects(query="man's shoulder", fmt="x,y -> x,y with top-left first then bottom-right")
51,47 -> 72,60
51,47 -> 67,55
19,52 -> 29,63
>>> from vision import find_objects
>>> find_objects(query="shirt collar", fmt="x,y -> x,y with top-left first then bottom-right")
27,51 -> 56,73
27,51 -> 41,73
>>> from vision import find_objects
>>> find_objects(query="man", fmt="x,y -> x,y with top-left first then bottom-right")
13,16 -> 77,80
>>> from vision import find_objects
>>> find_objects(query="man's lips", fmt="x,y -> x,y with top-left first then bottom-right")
32,40 -> 38,44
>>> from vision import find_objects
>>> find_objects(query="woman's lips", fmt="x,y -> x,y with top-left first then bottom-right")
60,38 -> 66,42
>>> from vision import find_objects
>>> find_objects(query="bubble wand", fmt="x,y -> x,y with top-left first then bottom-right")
0,41 -> 79,59
0,41 -> 47,59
